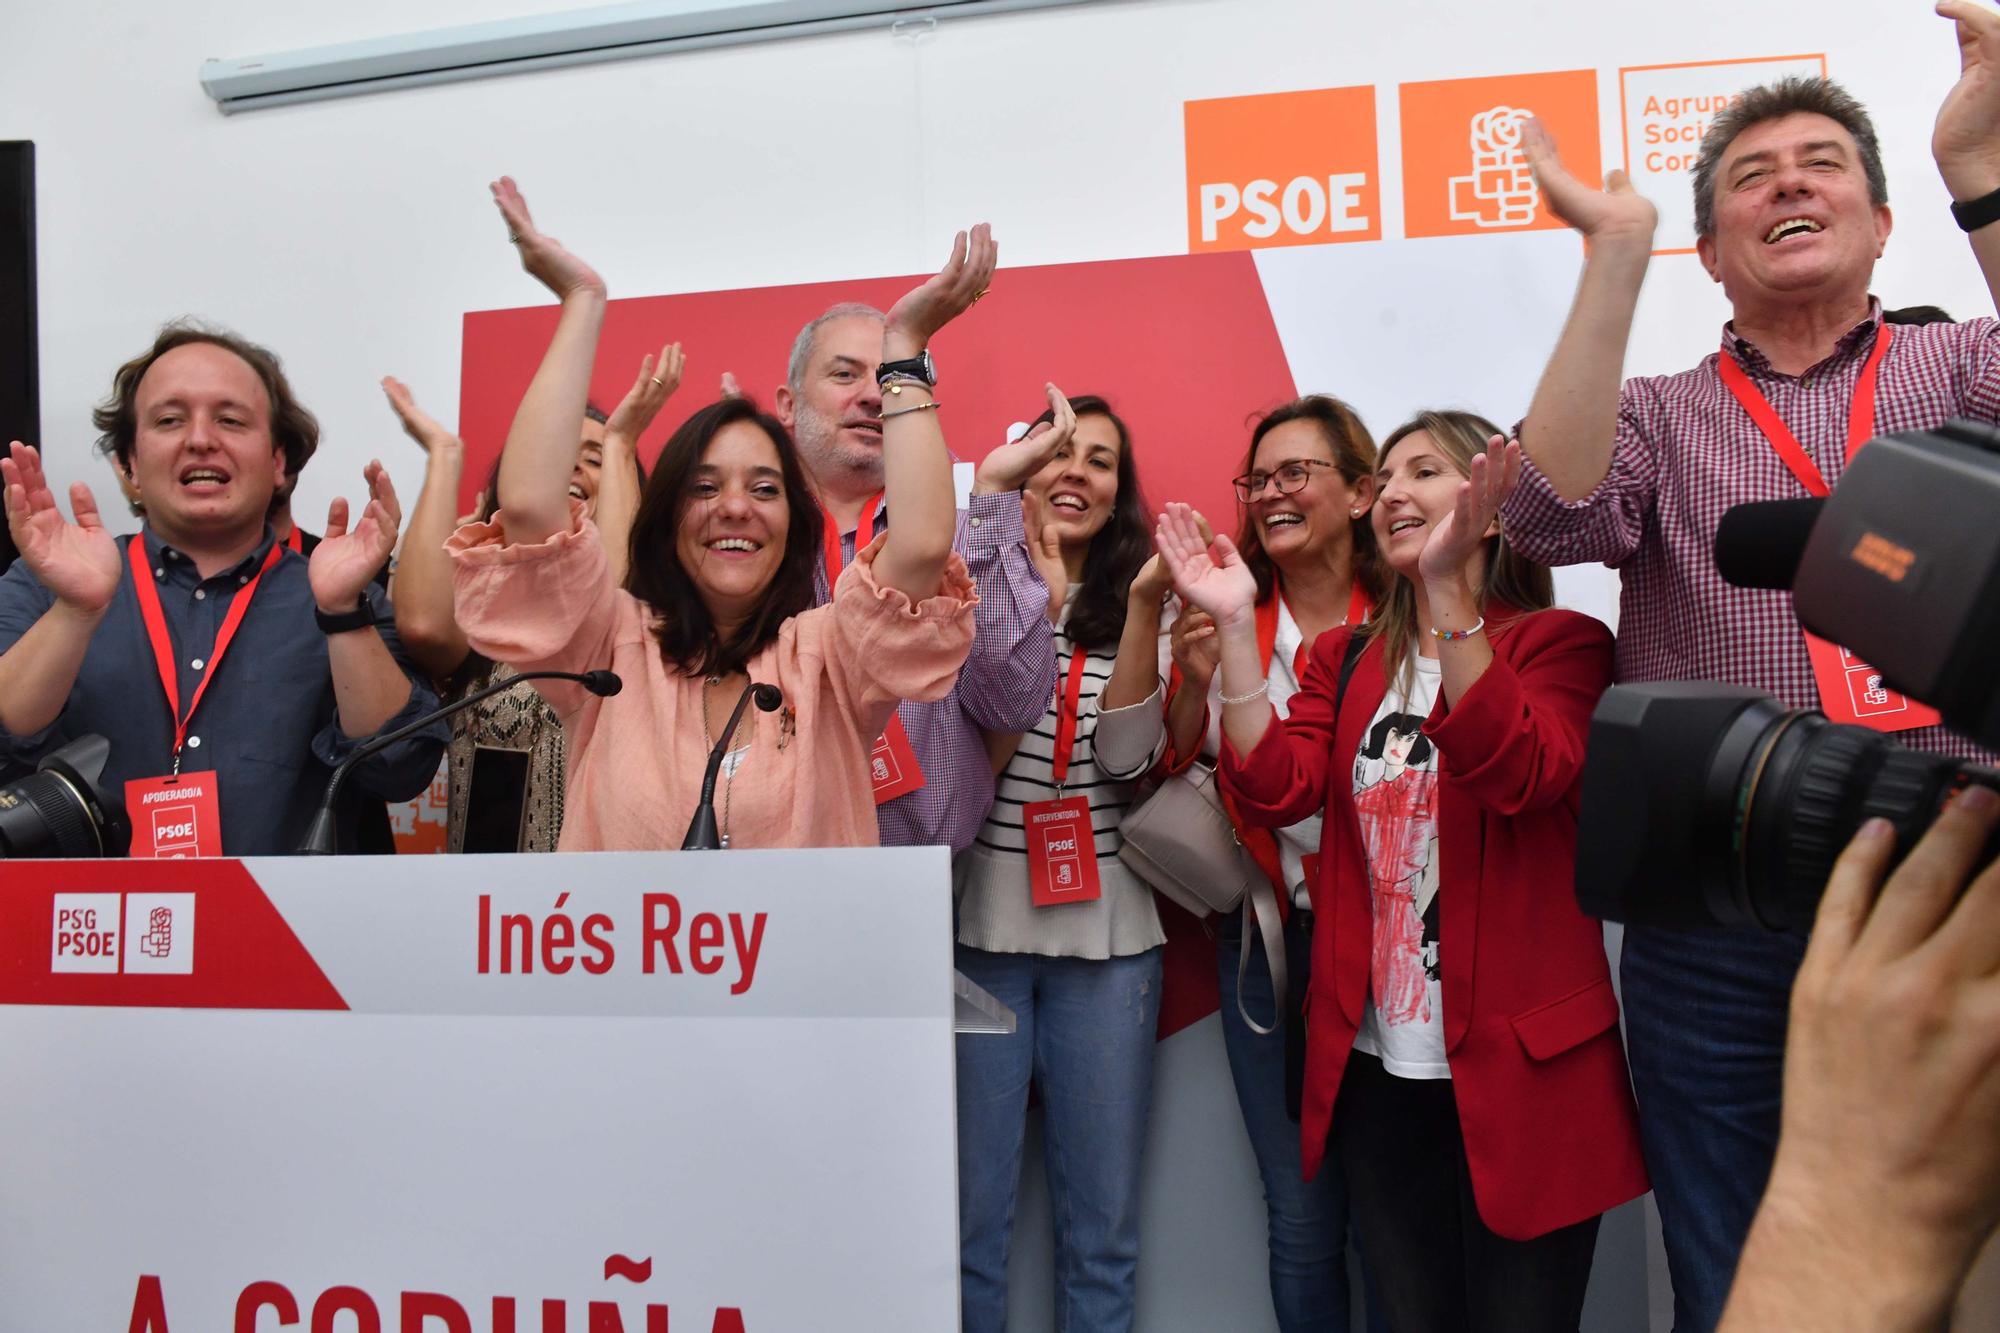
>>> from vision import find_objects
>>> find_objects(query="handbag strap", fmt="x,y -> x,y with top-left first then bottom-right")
1236,631 -> 1368,1036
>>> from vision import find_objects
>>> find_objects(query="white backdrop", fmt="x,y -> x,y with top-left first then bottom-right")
6,3 -> 1995,1330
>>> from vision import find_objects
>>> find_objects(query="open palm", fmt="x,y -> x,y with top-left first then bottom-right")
1155,502 -> 1255,625
2,442 -> 121,611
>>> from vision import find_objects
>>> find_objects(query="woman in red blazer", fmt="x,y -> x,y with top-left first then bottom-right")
1158,410 -> 1648,1331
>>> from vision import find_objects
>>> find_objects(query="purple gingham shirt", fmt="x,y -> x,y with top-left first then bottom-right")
1505,300 -> 2000,762
814,489 -> 1057,851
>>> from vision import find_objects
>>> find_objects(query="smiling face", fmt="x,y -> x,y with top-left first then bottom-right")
776,314 -> 885,490
1372,429 -> 1472,581
674,419 -> 793,633
1026,412 -> 1123,555
1696,111 -> 1891,314
1245,418 -> 1370,568
125,342 -> 286,549
567,417 -> 611,518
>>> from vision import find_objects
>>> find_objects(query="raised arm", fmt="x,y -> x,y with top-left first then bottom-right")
488,176 -> 609,548
1518,121 -> 1660,501
870,224 -> 998,601
310,460 -> 418,738
1419,437 -> 1522,709
381,377 -> 473,681
597,341 -> 683,586
0,442 -> 122,736
1155,502 -> 1268,758
1935,2 -> 2000,319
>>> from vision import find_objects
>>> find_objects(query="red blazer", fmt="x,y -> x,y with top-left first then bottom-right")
1220,606 -> 1649,1240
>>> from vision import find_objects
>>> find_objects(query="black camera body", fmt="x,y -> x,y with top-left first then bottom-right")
1577,421 -> 2000,931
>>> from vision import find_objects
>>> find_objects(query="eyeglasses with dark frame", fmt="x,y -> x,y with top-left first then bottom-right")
1231,457 -> 1339,503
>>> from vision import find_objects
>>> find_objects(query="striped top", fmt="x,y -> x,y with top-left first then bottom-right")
955,604 -> 1168,960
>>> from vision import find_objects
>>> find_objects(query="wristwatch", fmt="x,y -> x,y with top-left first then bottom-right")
315,599 -> 377,635
1951,184 -> 2000,233
876,349 -> 935,388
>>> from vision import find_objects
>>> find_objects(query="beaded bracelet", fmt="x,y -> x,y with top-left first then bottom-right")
1220,680 -> 1270,706
881,400 -> 941,420
1430,616 -> 1485,642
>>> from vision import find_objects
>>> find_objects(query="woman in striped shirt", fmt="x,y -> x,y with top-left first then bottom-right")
954,394 -> 1172,1333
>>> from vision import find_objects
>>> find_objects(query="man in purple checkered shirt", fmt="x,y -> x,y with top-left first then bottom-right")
776,301 -> 1057,853
1506,8 -> 2000,1328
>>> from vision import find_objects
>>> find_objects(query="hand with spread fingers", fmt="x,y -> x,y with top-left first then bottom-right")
1156,501 -> 1257,631
1523,117 -> 1657,244
605,342 -> 685,449
1935,1 -> 2000,200
883,223 -> 997,355
489,175 -> 607,301
1,441 -> 122,614
1416,436 -> 1523,588
309,460 -> 401,614
976,384 -> 1076,496
381,376 -> 463,457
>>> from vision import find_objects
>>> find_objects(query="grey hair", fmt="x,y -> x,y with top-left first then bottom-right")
1691,76 -> 1887,238
785,302 -> 885,390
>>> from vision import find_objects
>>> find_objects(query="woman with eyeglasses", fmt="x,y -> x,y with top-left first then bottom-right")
1161,410 -> 1648,1330
1159,395 -> 1385,1333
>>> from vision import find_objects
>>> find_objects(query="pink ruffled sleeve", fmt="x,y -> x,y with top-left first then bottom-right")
821,533 -> 978,739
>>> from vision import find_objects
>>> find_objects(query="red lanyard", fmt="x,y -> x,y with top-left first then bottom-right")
1716,322 -> 1893,497
1048,645 -> 1091,791
284,527 -> 303,554
820,492 -> 883,582
127,535 -> 285,772
1255,584 -> 1372,679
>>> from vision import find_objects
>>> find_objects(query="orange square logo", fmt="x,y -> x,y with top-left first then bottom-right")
1399,70 -> 1601,239
1185,86 -> 1381,253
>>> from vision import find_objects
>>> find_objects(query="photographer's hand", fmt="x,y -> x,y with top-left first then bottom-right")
1720,788 -> 2000,1332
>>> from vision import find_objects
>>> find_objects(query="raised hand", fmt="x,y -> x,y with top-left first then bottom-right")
975,384 -> 1075,495
309,460 -> 401,613
1130,550 -> 1174,608
1417,436 -> 1522,589
884,223 -> 997,352
1,442 -> 121,613
1156,501 -> 1256,629
1935,2 -> 2000,199
605,342 -> 685,447
489,176 -> 607,301
1021,489 -> 1069,624
1169,606 -> 1221,690
719,371 -> 743,400
381,377 -> 462,455
1523,118 -> 1657,243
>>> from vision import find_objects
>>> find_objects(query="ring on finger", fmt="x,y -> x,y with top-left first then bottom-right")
648,376 -> 665,387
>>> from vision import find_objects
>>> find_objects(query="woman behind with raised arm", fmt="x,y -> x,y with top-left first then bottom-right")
953,393 -> 1171,1333
448,178 -> 990,850
1162,395 -> 1385,1333
1159,410 -> 1648,1330
386,356 -> 673,853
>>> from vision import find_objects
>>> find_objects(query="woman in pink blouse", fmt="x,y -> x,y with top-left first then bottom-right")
449,178 -> 1010,850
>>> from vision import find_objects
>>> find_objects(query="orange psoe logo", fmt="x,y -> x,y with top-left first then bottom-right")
1399,70 -> 1601,239
1185,86 -> 1381,253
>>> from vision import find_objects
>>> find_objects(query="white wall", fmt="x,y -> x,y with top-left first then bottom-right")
5,2 -> 1993,1329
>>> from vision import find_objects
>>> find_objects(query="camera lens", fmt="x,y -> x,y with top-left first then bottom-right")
0,735 -> 131,860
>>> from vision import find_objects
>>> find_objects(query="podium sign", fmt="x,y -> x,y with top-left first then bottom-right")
0,848 -> 960,1331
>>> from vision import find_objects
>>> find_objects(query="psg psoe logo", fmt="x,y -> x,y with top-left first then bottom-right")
51,893 -> 196,976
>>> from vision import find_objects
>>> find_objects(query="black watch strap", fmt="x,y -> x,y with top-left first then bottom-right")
315,599 -> 377,635
876,351 -> 934,387
1951,185 -> 2000,233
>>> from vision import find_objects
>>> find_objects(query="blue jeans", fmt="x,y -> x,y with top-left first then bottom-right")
1620,924 -> 1806,1332
955,945 -> 1164,1333
1216,908 -> 1384,1333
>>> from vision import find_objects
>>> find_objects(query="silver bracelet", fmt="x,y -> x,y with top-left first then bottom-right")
881,400 -> 941,420
1219,680 -> 1269,706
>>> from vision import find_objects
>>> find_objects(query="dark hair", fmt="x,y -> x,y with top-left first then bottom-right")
624,397 -> 823,678
1367,410 -> 1555,691
1691,77 -> 1887,238
474,422 -> 647,525
1883,305 -> 1954,327
92,321 -> 319,480
1025,395 -> 1151,650
1362,711 -> 1433,766
585,402 -> 609,426
1234,395 -> 1387,608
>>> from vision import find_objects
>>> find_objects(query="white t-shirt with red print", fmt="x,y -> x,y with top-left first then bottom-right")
1350,655 -> 1448,1080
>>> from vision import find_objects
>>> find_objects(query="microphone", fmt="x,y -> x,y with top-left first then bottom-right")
1713,498 -> 1824,590
296,668 -> 622,854
681,682 -> 783,851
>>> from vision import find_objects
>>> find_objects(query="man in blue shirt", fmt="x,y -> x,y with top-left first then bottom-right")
0,323 -> 445,855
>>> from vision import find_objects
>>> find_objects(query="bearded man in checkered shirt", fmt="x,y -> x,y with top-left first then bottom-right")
1503,8 -> 2000,1329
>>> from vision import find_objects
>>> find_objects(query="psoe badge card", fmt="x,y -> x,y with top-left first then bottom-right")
1023,797 -> 1102,907
123,770 -> 223,858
